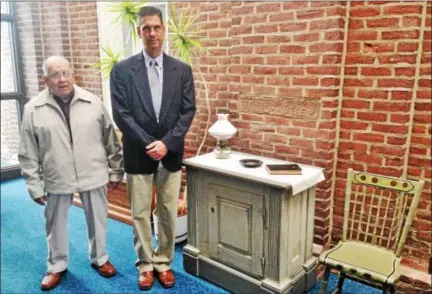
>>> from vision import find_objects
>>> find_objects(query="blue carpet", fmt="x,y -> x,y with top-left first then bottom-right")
1,179 -> 379,294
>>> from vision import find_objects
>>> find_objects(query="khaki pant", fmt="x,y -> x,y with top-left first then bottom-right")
127,165 -> 181,272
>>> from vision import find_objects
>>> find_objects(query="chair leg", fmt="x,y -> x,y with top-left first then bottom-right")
389,285 -> 396,294
320,266 -> 331,294
382,284 -> 389,294
331,272 -> 345,294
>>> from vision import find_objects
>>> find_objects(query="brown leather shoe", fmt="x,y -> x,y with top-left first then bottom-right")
138,271 -> 154,290
40,270 -> 67,291
91,260 -> 116,278
156,269 -> 175,288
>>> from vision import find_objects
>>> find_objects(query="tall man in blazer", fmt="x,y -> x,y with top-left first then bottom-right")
110,6 -> 196,291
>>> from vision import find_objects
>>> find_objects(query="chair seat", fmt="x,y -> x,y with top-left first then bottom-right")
319,241 -> 401,284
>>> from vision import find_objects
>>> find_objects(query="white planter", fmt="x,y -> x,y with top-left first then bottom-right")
153,209 -> 188,244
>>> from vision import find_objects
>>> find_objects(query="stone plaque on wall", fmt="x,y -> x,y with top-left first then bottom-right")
239,95 -> 320,120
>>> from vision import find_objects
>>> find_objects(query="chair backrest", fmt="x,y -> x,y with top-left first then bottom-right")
342,168 -> 425,257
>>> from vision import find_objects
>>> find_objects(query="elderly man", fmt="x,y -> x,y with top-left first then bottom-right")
18,56 -> 124,291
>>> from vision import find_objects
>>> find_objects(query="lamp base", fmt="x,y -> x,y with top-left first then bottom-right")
213,140 -> 231,159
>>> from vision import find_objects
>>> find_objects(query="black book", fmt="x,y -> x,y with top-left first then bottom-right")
266,164 -> 302,175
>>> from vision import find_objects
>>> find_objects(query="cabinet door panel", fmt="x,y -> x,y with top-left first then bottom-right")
208,183 -> 264,278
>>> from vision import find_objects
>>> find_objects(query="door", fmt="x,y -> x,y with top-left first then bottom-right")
208,182 -> 265,278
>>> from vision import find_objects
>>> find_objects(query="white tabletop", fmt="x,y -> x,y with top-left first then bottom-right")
183,151 -> 325,195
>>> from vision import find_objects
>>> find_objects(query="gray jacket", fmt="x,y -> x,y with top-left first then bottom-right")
18,85 -> 124,199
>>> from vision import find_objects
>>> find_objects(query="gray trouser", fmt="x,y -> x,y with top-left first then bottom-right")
127,165 -> 181,272
44,185 -> 109,273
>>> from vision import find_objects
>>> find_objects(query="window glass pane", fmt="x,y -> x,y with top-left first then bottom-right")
1,21 -> 17,93
1,100 -> 20,168
1,1 -> 10,14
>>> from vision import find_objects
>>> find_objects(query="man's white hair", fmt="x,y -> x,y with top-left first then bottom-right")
42,56 -> 70,76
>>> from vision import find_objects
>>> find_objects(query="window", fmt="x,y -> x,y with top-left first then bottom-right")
96,2 -> 169,122
1,1 -> 25,181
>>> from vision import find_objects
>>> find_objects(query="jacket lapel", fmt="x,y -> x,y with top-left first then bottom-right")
131,53 -> 158,122
158,54 -> 177,125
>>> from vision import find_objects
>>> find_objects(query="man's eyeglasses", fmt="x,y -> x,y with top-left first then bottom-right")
48,70 -> 73,79
141,25 -> 162,34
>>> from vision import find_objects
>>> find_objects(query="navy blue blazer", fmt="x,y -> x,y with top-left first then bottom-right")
110,52 -> 196,174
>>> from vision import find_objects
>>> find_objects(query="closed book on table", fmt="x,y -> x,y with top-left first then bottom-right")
266,164 -> 302,175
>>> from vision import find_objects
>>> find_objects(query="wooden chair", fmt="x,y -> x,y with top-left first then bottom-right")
319,168 -> 425,294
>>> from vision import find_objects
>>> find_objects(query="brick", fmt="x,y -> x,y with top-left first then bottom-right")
371,145 -> 406,157
254,24 -> 278,34
402,16 -> 422,27
390,114 -> 410,123
269,12 -> 294,22
323,54 -> 342,64
254,46 -> 277,54
293,77 -> 319,86
253,66 -> 277,75
379,55 -> 417,65
345,67 -> 358,75
347,42 -> 361,52
292,56 -> 320,65
279,67 -> 304,75
344,78 -> 373,87
363,42 -> 395,53
394,67 -> 415,77
358,89 -> 389,99
310,43 -> 343,53
353,133 -> 385,143
229,65 -> 251,74
296,9 -> 325,19
339,141 -> 368,152
310,19 -> 344,30
416,90 -> 432,99
361,67 -> 391,76
266,35 -> 291,43
294,32 -> 320,42
242,56 -> 264,64
350,7 -> 380,17
383,4 -> 423,15
373,124 -> 408,134
397,42 -> 419,52
342,100 -> 370,109
283,2 -> 308,10
387,136 -> 406,145
382,30 -> 420,40
357,112 -> 387,122
346,55 -> 375,64
373,102 -> 411,112
377,79 -> 414,89
391,91 -> 412,100
256,3 -> 281,13
306,66 -> 340,75
366,18 -> 399,28
325,31 -> 344,41
340,120 -> 369,130
244,15 -> 267,24
280,23 -> 307,32
242,36 -> 264,44
349,19 -> 364,30
419,79 -> 432,88
348,31 -> 378,41
280,45 -> 306,54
